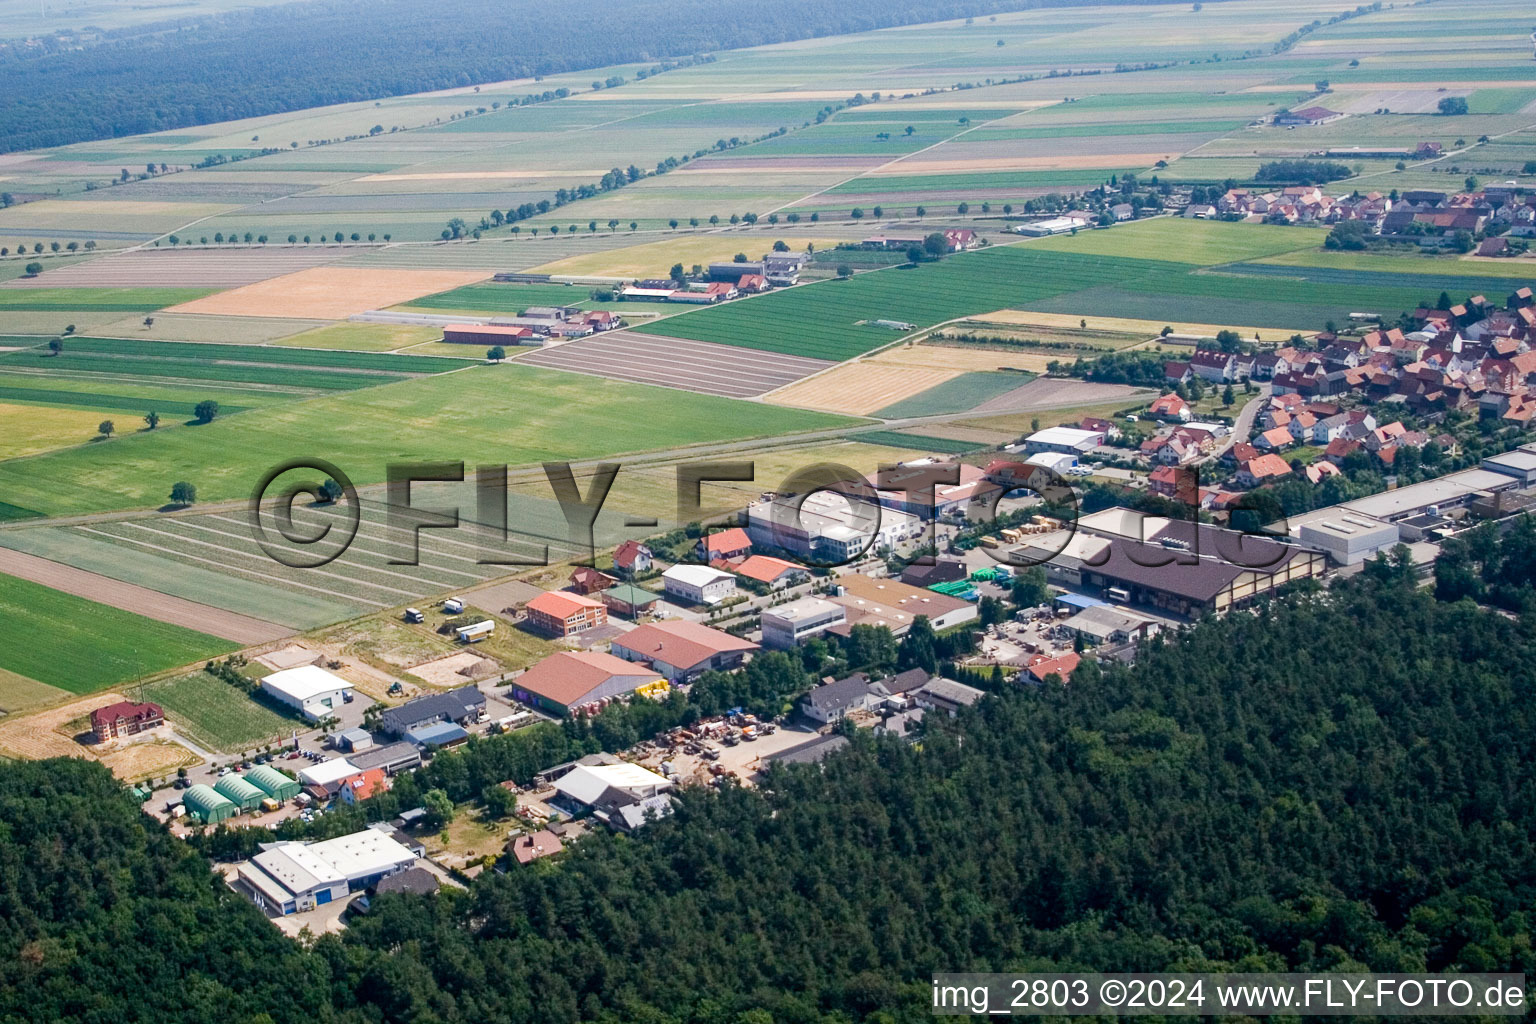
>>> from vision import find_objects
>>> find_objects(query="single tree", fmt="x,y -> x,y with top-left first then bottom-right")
836,264 -> 853,279
193,400 -> 219,424
169,481 -> 197,505
319,478 -> 345,503
23,261 -> 42,276
486,345 -> 506,362
47,338 -> 62,355
98,420 -> 115,439
144,410 -> 160,430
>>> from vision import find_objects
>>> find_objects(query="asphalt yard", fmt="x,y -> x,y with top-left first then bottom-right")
518,330 -> 835,398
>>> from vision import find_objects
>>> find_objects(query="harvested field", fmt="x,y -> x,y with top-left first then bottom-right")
766,363 -> 962,415
165,267 -> 493,319
410,651 -> 499,688
0,247 -> 343,289
518,330 -> 835,398
0,692 -> 125,761
0,547 -> 291,644
0,668 -> 69,715
99,740 -> 201,782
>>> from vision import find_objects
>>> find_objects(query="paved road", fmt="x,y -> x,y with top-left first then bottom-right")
1206,384 -> 1270,463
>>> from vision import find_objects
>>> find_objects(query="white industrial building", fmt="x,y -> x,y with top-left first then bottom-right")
662,564 -> 737,605
1023,426 -> 1104,456
1015,217 -> 1088,236
760,596 -> 847,649
1482,445 -> 1536,486
235,829 -> 418,916
552,761 -> 674,831
745,490 -> 923,562
260,665 -> 353,722
296,757 -> 360,794
1289,510 -> 1401,566
1337,468 -> 1517,522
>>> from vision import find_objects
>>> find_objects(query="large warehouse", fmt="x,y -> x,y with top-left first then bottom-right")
214,775 -> 267,812
510,651 -> 666,716
259,665 -> 354,723
236,828 -> 419,917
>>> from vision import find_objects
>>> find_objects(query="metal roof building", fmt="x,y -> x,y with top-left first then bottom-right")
214,775 -> 267,812
405,721 -> 469,749
183,784 -> 238,824
244,765 -> 301,801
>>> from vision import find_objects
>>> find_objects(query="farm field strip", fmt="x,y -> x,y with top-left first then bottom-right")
194,513 -> 491,587
873,371 -> 1032,418
21,335 -> 477,371
632,247 -> 1185,361
0,546 -> 288,644
765,364 -> 964,415
0,287 -> 216,311
517,330 -> 834,397
0,573 -> 236,695
164,266 -> 494,319
0,353 -> 410,391
0,247 -> 345,289
0,525 -> 358,628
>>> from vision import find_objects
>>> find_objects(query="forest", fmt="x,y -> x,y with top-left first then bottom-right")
3,553 -> 1535,1022
4,0 -> 1047,153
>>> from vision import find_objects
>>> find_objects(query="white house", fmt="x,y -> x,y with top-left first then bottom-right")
662,564 -> 737,605
260,665 -> 353,722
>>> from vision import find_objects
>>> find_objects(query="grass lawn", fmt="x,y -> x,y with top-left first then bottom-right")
144,671 -> 296,752
1023,219 -> 1322,265
0,574 -> 235,694
0,362 -> 855,516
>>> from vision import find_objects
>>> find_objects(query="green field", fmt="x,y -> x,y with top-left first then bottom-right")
1256,248 -> 1536,279
1024,219 -> 1322,265
856,430 -> 986,453
0,362 -> 855,516
0,526 -> 363,628
637,247 -> 1179,360
0,288 -> 213,311
0,336 -> 476,394
874,371 -> 1031,418
0,574 -> 235,694
404,282 -> 629,314
143,672 -> 296,752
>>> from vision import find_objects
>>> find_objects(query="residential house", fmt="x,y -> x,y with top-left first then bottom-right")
568,566 -> 616,595
90,700 -> 164,743
1235,453 -> 1293,489
612,540 -> 653,578
1149,393 -> 1192,422
695,526 -> 752,563
733,554 -> 810,589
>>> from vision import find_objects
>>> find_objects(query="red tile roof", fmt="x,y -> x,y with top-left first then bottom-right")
527,590 -> 604,619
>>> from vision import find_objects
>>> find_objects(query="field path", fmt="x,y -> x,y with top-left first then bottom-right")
0,547 -> 290,644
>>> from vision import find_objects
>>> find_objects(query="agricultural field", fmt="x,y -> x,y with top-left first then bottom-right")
0,573 -> 235,695
635,247 -> 1177,361
143,671 -> 296,753
165,267 -> 492,319
1021,219 -> 1321,265
873,372 -> 1035,419
526,234 -> 850,279
0,362 -> 854,516
272,322 -> 444,351
0,402 -> 135,458
0,286 -> 214,312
